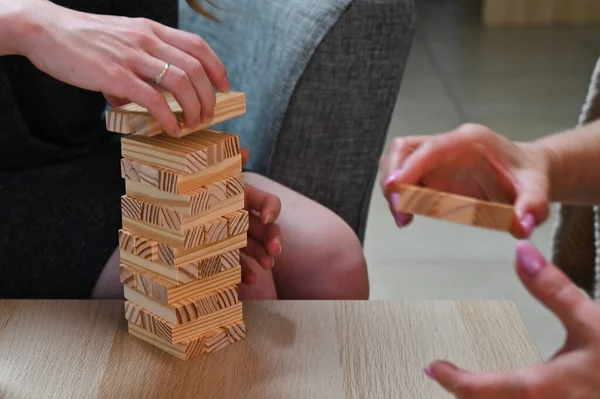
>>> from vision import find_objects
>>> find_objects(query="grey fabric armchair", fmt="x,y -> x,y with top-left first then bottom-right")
179,0 -> 416,243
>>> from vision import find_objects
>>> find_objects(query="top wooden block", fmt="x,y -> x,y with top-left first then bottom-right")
388,183 -> 519,234
105,91 -> 246,137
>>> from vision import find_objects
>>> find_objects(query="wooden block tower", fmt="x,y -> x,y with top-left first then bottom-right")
105,91 -> 248,360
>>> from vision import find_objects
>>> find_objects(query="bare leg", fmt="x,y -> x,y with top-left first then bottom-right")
245,172 -> 369,299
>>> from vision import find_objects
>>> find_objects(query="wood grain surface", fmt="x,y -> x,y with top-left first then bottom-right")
0,300 -> 541,399
105,91 -> 246,137
389,183 -> 517,233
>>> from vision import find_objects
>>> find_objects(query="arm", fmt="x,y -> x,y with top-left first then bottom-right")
0,0 -> 39,56
533,118 -> 600,205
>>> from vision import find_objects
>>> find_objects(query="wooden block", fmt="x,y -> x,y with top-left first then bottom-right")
136,273 -> 153,296
224,210 -> 249,236
119,264 -> 136,289
127,320 -> 246,360
126,180 -> 212,215
120,158 -> 140,182
128,153 -> 241,195
105,91 -> 246,137
226,173 -> 244,198
207,181 -> 227,205
122,202 -> 245,249
122,261 -> 242,305
220,250 -> 240,271
183,136 -> 222,165
204,217 -> 228,245
123,284 -> 239,325
124,301 -> 243,344
118,229 -> 135,253
203,129 -> 241,159
198,255 -> 223,279
157,232 -> 247,268
388,184 -> 516,233
121,195 -> 141,219
121,134 -> 208,174
121,250 -> 196,285
124,301 -> 142,327
134,236 -> 159,262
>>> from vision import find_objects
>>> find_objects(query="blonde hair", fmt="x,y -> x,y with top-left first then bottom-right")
186,0 -> 220,22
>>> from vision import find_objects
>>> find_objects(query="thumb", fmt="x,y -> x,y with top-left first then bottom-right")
513,171 -> 550,238
515,240 -> 590,332
103,93 -> 131,108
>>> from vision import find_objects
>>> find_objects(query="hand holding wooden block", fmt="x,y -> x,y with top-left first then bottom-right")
388,183 -> 518,234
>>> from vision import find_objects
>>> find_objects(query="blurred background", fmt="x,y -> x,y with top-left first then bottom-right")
364,0 -> 600,360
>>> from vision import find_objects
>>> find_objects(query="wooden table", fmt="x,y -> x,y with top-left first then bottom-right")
0,300 -> 541,398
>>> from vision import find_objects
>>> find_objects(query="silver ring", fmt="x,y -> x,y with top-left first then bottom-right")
153,63 -> 170,85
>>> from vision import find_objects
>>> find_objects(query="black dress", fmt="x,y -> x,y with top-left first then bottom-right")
0,0 -> 177,298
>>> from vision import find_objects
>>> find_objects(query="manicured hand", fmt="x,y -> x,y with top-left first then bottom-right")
15,0 -> 229,136
379,124 -> 552,238
238,148 -> 282,284
424,241 -> 600,398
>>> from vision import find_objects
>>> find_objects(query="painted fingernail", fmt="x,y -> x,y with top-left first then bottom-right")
423,367 -> 435,380
174,124 -> 182,137
275,240 -> 282,256
516,240 -> 547,276
384,169 -> 403,187
520,213 -> 536,237
263,214 -> 273,225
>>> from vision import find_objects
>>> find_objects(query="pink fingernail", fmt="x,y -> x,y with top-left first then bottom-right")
174,124 -> 182,137
389,193 -> 409,227
384,169 -> 403,187
520,213 -> 535,237
423,367 -> 435,380
516,240 -> 546,276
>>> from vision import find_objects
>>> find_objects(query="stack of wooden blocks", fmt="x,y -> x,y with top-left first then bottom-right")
105,91 -> 249,360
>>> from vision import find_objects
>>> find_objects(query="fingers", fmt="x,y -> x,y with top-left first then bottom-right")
427,360 -> 551,399
245,185 -> 282,225
103,94 -> 130,108
241,148 -> 250,167
380,136 -> 426,191
151,24 -> 230,93
515,241 -> 591,332
244,236 -> 275,270
149,42 -> 217,126
248,213 -> 282,257
239,251 -> 258,285
111,73 -> 180,136
512,170 -> 550,238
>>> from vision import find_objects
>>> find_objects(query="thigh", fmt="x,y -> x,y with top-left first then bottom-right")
245,172 -> 369,299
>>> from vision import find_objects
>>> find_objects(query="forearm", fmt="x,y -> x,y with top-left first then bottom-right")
0,0 -> 46,56
533,118 -> 600,205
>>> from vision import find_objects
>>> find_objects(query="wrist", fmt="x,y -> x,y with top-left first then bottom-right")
531,138 -> 565,203
0,0 -> 50,57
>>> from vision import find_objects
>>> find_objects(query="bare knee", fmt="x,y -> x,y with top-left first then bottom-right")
323,228 -> 370,300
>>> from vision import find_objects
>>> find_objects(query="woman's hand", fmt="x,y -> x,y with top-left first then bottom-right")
238,149 -> 282,284
13,0 -> 229,137
380,123 -> 552,238
425,240 -> 600,399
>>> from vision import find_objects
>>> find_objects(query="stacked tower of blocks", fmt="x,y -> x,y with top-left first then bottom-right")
105,91 -> 249,360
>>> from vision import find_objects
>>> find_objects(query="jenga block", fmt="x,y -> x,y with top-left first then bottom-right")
152,276 -> 176,304
122,205 -> 246,249
124,301 -> 142,327
121,250 -> 195,284
134,236 -> 159,262
121,259 -> 242,304
106,91 -> 246,137
220,250 -> 240,271
120,158 -> 140,182
204,217 -> 228,245
127,320 -> 246,360
129,154 -> 241,195
118,229 -> 135,253
126,180 -> 211,215
123,284 -> 239,324
121,195 -> 141,219
183,135 -> 222,165
203,129 -> 241,159
207,181 -> 227,205
124,301 -> 243,344
136,272 -> 153,296
198,255 -> 222,279
121,134 -> 208,174
224,210 -> 249,236
388,183 -> 516,233
226,173 -> 244,198
119,264 -> 136,289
